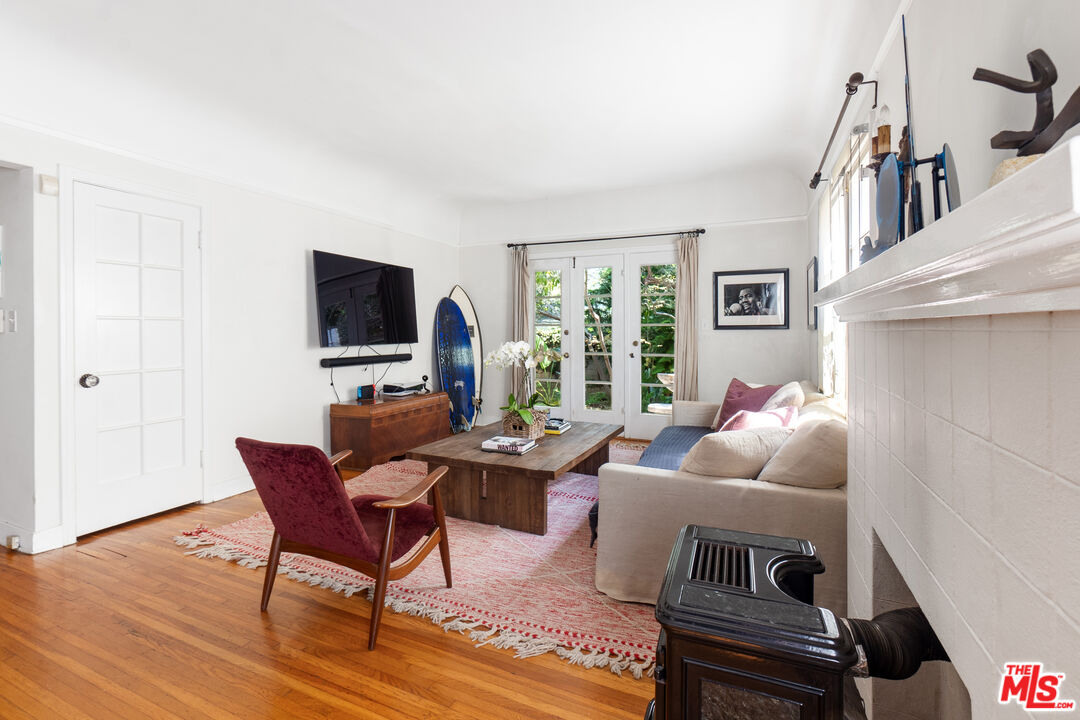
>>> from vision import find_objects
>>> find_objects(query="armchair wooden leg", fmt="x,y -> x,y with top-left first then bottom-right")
261,531 -> 283,611
432,486 -> 452,589
369,509 -> 396,651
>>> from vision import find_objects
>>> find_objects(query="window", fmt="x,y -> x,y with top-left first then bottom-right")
818,129 -> 871,399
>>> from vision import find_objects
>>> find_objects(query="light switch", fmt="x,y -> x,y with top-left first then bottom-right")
5,310 -> 15,333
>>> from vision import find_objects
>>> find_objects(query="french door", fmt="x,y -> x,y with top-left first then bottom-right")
626,252 -> 678,438
532,249 -> 677,439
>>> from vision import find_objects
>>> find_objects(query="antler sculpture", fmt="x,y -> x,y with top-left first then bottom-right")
974,49 -> 1080,156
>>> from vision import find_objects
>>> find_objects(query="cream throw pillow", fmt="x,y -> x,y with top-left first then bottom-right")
797,398 -> 847,425
679,427 -> 793,478
758,418 -> 847,488
760,381 -> 806,411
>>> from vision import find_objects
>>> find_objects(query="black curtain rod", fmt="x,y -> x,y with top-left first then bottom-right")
506,228 -> 705,249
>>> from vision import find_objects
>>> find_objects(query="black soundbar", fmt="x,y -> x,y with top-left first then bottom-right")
319,353 -> 412,368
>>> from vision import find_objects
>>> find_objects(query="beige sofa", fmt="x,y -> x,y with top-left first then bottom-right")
595,397 -> 848,615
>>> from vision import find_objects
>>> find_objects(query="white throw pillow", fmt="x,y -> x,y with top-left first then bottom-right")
679,427 -> 794,478
758,418 -> 847,488
761,381 -> 806,411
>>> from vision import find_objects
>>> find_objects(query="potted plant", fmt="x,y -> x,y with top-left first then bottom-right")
484,340 -> 556,439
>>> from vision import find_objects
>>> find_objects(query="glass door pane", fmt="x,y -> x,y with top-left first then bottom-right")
583,265 -> 614,410
639,263 -> 676,411
532,261 -> 569,411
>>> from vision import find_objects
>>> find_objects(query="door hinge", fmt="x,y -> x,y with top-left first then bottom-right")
197,230 -> 203,249
200,450 -> 204,468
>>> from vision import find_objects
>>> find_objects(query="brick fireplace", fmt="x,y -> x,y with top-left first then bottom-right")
818,139 -> 1080,718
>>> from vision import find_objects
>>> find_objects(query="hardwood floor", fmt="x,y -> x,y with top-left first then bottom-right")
0,490 -> 654,719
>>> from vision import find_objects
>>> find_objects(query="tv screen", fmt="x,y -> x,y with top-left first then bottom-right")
313,250 -> 419,347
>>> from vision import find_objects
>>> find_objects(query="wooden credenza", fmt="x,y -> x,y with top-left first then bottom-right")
329,392 -> 451,471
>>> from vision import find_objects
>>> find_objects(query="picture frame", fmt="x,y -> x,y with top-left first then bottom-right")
806,256 -> 818,330
712,268 -> 789,330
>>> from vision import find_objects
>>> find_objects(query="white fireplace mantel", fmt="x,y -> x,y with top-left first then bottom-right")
815,137 -> 1080,322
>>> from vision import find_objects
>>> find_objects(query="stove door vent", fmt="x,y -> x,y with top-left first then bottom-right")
690,540 -> 751,591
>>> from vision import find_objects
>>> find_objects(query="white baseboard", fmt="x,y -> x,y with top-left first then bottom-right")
205,473 -> 255,503
0,520 -> 67,554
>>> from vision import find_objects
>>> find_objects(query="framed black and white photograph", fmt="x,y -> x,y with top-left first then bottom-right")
712,268 -> 789,330
806,256 -> 818,330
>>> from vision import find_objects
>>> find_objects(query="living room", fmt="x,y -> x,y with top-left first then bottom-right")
1,1 -> 1078,718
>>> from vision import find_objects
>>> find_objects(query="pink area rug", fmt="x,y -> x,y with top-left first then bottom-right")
175,441 -> 658,677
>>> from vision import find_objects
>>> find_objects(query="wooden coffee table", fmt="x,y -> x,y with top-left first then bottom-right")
405,421 -> 623,535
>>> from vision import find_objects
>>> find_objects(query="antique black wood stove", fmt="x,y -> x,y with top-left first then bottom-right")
647,525 -> 858,720
647,525 -> 949,720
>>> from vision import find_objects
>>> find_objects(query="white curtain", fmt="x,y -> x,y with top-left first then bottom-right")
511,246 -> 530,400
675,233 -> 699,401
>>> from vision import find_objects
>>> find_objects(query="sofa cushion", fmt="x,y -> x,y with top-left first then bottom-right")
718,406 -> 799,431
637,425 -> 713,470
712,378 -> 782,429
761,381 -> 806,411
679,427 -> 793,478
797,398 -> 847,425
758,418 -> 847,488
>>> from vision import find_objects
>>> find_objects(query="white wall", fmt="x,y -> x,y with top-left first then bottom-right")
809,0 -> 1080,287
0,166 -> 35,546
462,169 -> 808,245
460,169 -> 814,425
0,120 -> 459,551
879,0 -> 1080,204
696,219 -> 811,400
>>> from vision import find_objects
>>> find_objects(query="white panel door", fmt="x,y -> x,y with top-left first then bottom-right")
73,183 -> 202,536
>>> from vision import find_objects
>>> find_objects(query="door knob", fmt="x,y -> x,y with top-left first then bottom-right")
79,373 -> 100,388
629,352 -> 635,358
563,352 -> 570,358
632,340 -> 639,346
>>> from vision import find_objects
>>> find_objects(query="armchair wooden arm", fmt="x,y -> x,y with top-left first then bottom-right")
328,449 -> 353,481
373,466 -> 449,509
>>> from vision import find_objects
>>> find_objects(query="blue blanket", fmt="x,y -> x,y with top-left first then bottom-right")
635,425 -> 712,471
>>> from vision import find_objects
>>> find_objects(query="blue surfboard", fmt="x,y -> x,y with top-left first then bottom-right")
435,297 -> 476,433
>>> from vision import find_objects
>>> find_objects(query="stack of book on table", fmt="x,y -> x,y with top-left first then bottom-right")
481,435 -> 537,455
544,417 -> 572,435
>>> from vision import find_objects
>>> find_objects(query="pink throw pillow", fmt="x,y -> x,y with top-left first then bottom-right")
712,378 -> 782,430
719,406 -> 799,432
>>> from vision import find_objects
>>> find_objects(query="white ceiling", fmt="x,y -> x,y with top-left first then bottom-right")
4,1 -> 898,205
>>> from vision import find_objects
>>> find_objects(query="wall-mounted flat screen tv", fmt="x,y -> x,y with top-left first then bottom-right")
313,250 -> 418,347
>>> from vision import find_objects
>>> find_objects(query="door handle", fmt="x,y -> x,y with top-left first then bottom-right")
629,352 -> 635,358
562,352 -> 570,358
79,373 -> 100,388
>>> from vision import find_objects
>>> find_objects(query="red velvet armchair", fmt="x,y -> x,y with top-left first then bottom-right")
235,437 -> 452,650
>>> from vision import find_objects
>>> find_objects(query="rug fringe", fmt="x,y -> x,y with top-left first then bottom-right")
173,531 -> 654,678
